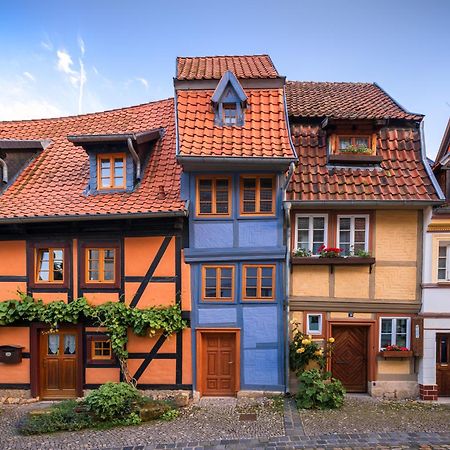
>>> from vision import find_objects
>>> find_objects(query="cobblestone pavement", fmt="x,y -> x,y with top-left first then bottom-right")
1,397 -> 450,449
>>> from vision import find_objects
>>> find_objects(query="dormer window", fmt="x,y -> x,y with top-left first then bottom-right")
211,70 -> 247,127
328,132 -> 381,165
97,153 -> 126,190
223,103 -> 238,126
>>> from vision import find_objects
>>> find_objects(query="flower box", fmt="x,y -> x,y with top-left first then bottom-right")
328,154 -> 383,165
291,257 -> 375,266
378,350 -> 414,358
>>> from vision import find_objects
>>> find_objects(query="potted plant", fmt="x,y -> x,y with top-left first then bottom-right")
340,144 -> 372,155
318,245 -> 342,258
292,248 -> 312,257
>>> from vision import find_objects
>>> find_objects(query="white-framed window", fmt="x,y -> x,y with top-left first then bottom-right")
379,317 -> 410,350
337,215 -> 369,256
306,314 -> 322,335
295,214 -> 328,255
438,244 -> 450,281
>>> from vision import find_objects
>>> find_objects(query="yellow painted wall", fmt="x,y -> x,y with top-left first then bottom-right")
290,210 -> 419,304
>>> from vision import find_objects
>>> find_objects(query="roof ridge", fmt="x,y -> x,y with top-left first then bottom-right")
177,54 -> 270,59
287,80 -> 374,85
0,97 -> 174,126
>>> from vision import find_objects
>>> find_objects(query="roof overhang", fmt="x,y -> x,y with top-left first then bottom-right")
0,139 -> 46,150
285,199 -> 444,210
67,128 -> 163,146
0,209 -> 186,225
177,155 -> 297,171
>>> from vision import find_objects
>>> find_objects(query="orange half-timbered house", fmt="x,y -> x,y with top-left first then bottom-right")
0,100 -> 192,399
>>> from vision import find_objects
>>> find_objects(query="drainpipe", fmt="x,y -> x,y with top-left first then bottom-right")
127,138 -> 141,181
0,158 -> 7,183
282,162 -> 295,393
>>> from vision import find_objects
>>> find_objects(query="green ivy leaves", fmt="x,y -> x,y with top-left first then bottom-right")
0,294 -> 187,362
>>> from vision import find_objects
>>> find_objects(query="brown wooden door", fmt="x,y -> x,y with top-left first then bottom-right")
331,326 -> 368,393
437,333 -> 450,396
202,333 -> 236,396
39,328 -> 79,399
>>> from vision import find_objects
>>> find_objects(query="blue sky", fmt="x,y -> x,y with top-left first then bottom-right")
1,0 -> 449,157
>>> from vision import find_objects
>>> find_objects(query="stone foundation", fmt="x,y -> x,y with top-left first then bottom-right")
419,384 -> 438,401
368,381 -> 419,399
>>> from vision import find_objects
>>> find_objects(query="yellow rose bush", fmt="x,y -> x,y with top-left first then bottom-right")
289,320 -> 335,375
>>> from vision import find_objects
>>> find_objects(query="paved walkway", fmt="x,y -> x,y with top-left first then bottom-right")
105,399 -> 450,449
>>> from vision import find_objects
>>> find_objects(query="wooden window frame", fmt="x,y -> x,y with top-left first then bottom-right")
86,334 -> 115,364
438,243 -> 450,282
242,264 -> 276,301
97,153 -> 126,190
239,175 -> 276,216
27,241 -> 70,289
379,317 -> 411,350
332,134 -> 376,155
34,247 -> 65,284
79,240 -> 121,290
337,214 -> 370,255
295,214 -> 328,255
201,265 -> 235,302
85,248 -> 116,284
196,176 -> 232,218
306,313 -> 323,336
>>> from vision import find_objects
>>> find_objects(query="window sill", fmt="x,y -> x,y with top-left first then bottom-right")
378,351 -> 413,358
291,256 -> 375,273
328,154 -> 383,165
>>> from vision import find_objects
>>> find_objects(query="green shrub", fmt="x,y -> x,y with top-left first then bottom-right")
84,382 -> 142,421
296,369 -> 345,410
161,408 -> 180,421
19,400 -> 91,435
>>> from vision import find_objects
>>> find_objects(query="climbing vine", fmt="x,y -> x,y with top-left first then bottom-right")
0,293 -> 186,383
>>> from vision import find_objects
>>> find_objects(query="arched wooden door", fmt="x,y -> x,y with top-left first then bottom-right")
39,327 -> 81,399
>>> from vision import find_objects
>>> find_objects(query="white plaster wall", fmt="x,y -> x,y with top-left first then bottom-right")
422,288 -> 450,313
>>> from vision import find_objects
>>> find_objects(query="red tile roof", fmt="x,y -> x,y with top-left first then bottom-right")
176,89 -> 295,159
176,55 -> 279,80
288,124 -> 440,202
0,99 -> 185,221
286,81 -> 423,121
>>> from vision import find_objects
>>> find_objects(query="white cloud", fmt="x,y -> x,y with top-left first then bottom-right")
40,39 -> 53,51
23,71 -> 35,82
136,77 -> 149,89
55,41 -> 87,114
0,99 -> 62,120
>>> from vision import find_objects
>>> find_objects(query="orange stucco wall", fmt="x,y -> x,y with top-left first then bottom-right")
0,241 -> 26,276
85,367 -> 120,385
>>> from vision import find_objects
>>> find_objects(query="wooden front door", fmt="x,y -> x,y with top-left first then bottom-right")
39,328 -> 79,399
202,333 -> 237,396
331,326 -> 368,392
437,333 -> 450,396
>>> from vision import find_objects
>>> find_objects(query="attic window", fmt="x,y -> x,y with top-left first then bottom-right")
97,153 -> 126,190
337,136 -> 372,155
223,103 -> 238,126
328,133 -> 382,165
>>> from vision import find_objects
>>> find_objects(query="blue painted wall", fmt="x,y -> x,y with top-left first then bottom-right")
183,170 -> 287,392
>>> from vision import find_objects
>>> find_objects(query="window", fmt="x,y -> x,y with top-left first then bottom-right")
223,103 -> 238,126
438,244 -> 450,281
240,176 -> 275,215
307,314 -> 322,335
86,248 -> 116,283
295,215 -> 328,255
338,136 -> 370,151
97,153 -> 126,190
243,265 -> 275,300
87,335 -> 115,364
196,177 -> 231,216
380,317 -> 410,350
202,265 -> 234,301
92,339 -> 112,359
35,248 -> 64,283
337,215 -> 369,256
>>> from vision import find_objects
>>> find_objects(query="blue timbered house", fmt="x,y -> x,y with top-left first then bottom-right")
175,55 -> 297,395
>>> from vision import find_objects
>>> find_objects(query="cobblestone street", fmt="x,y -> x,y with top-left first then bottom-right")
1,397 -> 450,449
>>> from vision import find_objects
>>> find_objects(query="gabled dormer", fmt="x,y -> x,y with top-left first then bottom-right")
0,139 -> 45,192
68,129 -> 162,194
211,71 -> 247,127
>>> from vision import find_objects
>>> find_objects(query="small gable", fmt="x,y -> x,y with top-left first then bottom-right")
211,71 -> 247,127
